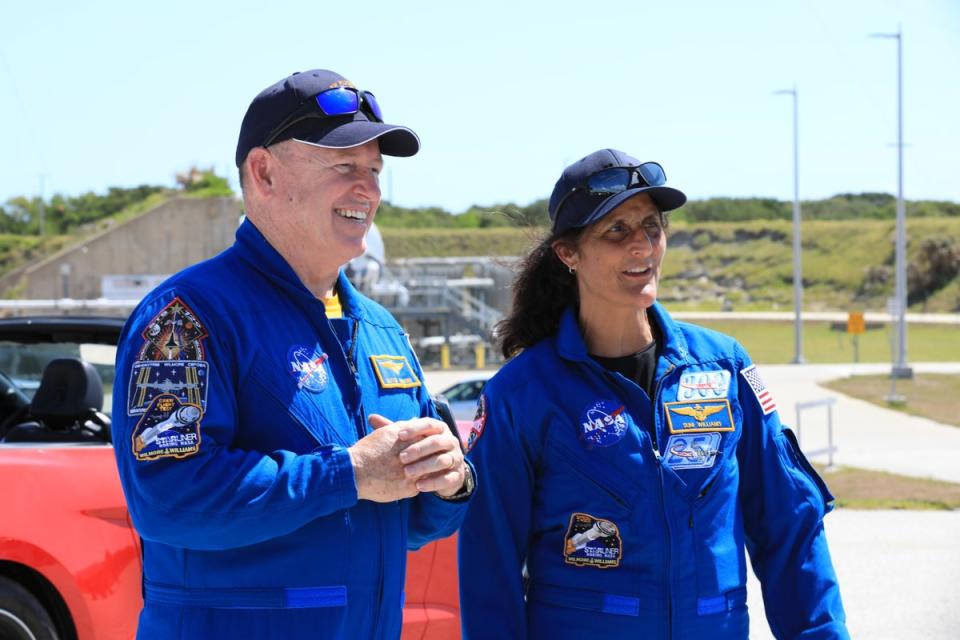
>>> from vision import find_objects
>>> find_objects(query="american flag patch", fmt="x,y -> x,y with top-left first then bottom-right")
740,364 -> 777,415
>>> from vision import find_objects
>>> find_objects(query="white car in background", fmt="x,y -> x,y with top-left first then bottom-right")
436,372 -> 493,421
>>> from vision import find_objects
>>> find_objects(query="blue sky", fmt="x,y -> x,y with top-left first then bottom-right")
2,0 -> 958,213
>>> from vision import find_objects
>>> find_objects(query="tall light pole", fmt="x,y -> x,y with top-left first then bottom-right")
871,26 -> 911,379
774,85 -> 804,364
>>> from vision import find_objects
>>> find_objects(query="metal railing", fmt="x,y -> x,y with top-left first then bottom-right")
795,397 -> 837,469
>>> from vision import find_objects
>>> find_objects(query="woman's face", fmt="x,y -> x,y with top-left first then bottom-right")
555,193 -> 666,314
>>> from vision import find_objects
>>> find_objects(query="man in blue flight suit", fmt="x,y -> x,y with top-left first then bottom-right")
112,68 -> 475,640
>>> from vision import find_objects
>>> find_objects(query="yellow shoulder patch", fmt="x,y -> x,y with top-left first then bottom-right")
369,355 -> 421,389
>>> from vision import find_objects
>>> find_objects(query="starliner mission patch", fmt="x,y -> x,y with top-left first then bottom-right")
132,394 -> 202,461
563,512 -> 622,568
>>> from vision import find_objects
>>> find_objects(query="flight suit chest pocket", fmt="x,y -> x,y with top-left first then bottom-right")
546,436 -> 642,514
245,351 -> 353,449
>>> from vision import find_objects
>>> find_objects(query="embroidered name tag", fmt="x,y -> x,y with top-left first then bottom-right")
663,399 -> 735,434
370,355 -> 421,389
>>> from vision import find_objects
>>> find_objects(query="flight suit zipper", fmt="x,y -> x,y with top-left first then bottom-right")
652,363 -> 675,639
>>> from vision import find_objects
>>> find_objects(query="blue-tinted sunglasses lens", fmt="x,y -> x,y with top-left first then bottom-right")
315,87 -> 360,116
637,162 -> 666,186
362,91 -> 383,122
586,168 -> 632,194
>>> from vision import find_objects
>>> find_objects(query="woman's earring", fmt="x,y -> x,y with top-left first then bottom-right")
568,266 -> 576,275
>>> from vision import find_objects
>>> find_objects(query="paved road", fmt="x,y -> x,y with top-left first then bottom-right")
746,509 -> 960,640
425,363 -> 960,638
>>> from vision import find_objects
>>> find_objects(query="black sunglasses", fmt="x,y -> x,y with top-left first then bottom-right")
554,162 -> 668,228
262,87 -> 384,148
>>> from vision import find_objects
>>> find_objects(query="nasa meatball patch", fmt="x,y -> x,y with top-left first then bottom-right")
132,394 -> 202,461
563,512 -> 622,568
288,345 -> 330,393
578,399 -> 628,449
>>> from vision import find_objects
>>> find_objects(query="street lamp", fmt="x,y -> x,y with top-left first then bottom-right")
773,85 -> 804,364
870,26 -> 912,379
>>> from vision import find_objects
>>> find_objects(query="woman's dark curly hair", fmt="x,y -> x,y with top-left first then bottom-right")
495,227 -> 584,358
496,208 -> 669,359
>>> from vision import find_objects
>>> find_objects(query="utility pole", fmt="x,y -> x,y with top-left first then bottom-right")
773,85 -> 804,364
871,26 -> 911,380
38,175 -> 46,236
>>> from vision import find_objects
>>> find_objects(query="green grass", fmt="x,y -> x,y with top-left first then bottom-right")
686,319 -> 960,364
821,373 -> 960,427
383,219 -> 960,312
814,463 -> 960,510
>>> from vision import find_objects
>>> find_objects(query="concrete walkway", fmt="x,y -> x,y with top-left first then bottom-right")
760,362 -> 960,483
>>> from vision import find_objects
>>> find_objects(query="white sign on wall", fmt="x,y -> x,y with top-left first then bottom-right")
102,274 -> 169,300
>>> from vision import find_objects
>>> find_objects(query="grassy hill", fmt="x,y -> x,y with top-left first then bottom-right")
381,217 -> 960,313
4,182 -> 958,312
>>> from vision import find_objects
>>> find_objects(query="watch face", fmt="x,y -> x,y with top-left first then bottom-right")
441,466 -> 474,500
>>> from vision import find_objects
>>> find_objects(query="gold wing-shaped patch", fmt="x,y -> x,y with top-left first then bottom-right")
378,359 -> 406,375
670,403 -> 725,422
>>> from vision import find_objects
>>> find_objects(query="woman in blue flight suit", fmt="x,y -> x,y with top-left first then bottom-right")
458,149 -> 848,639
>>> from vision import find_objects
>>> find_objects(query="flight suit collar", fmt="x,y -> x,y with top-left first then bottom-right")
233,219 -> 366,320
555,302 -> 691,367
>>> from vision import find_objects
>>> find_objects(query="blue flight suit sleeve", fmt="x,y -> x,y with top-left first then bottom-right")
734,344 -> 849,639
113,289 -> 359,551
458,386 -> 534,639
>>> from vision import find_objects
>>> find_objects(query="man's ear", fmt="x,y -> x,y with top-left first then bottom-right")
244,147 -> 276,197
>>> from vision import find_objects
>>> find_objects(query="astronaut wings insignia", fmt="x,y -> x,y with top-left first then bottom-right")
670,403 -> 725,422
370,355 -> 422,389
664,399 -> 735,434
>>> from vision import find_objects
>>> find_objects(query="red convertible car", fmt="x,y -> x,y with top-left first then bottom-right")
0,317 -> 461,640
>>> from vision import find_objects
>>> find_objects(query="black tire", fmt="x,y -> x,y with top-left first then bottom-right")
0,576 -> 59,640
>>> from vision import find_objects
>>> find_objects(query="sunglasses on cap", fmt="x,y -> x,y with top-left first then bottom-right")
554,162 -> 668,226
261,87 -> 384,148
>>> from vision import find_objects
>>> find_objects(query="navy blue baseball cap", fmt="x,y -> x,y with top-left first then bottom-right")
548,149 -> 686,234
235,69 -> 420,167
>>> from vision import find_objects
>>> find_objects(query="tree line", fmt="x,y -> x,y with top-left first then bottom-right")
2,173 -> 957,237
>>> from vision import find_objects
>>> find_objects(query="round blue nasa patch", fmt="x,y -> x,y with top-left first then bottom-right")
578,399 -> 628,448
287,345 -> 329,393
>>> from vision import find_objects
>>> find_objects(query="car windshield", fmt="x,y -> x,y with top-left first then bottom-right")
0,340 -> 117,415
442,380 -> 486,402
